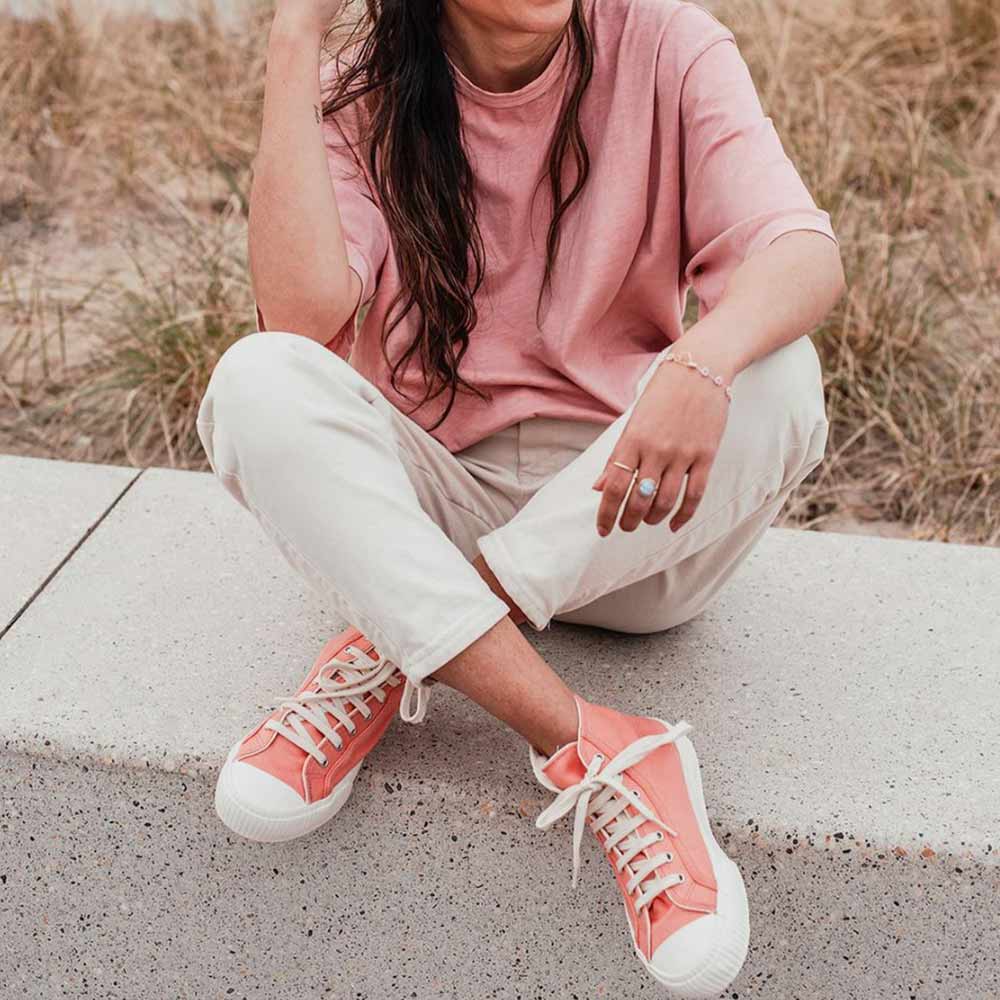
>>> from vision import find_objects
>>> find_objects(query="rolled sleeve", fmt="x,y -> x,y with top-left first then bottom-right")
319,242 -> 374,361
251,130 -> 386,361
321,110 -> 389,359
252,242 -> 371,359
672,12 -> 837,312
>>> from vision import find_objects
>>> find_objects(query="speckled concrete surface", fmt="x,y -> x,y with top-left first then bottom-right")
1,467 -> 999,998
0,455 -> 138,631
4,746 -> 998,1000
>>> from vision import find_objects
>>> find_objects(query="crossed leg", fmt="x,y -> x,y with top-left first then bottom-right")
199,331 -> 826,752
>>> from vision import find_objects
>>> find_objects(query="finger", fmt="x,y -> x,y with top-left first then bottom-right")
644,461 -> 687,526
592,452 -> 630,493
618,458 -> 665,532
596,467 -> 634,536
595,455 -> 639,537
670,460 -> 710,532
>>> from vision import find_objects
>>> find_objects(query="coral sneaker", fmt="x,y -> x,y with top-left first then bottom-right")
532,696 -> 749,999
215,626 -> 423,843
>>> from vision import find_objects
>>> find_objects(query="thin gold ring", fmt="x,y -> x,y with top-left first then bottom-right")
611,460 -> 637,477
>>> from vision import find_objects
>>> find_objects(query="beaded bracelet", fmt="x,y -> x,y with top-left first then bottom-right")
663,351 -> 734,401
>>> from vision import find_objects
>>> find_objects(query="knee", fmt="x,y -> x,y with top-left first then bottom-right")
752,335 -> 827,437
732,335 -> 829,486
200,332 -> 298,427
196,333 -> 288,475
199,331 -> 356,432
198,332 -> 322,474
197,330 -> 373,480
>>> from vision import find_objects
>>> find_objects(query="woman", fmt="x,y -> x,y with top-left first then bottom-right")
196,0 -> 844,994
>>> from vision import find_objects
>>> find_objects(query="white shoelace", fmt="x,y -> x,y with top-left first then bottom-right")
265,644 -> 429,764
534,723 -> 692,914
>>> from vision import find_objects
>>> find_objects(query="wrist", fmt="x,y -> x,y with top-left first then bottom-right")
659,352 -> 735,402
269,9 -> 326,49
669,335 -> 741,385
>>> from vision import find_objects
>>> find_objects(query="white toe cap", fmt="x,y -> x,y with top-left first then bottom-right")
223,759 -> 307,819
650,912 -> 721,989
647,859 -> 750,998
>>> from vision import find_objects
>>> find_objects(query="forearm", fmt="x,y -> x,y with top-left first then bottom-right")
249,12 -> 359,343
674,230 -> 846,382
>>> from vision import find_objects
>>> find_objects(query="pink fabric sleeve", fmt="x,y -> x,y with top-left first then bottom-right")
672,13 -> 838,314
319,118 -> 390,358
255,89 -> 389,361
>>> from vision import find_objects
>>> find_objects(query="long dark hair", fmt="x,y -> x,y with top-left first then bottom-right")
321,0 -> 594,430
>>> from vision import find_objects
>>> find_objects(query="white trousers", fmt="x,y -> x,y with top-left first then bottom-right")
196,333 -> 828,685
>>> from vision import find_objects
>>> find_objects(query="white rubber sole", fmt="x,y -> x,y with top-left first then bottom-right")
214,744 -> 362,843
633,724 -> 751,999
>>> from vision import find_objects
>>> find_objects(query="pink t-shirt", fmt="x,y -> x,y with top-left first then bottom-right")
256,0 -> 838,454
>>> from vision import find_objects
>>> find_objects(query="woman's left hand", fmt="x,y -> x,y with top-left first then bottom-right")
592,356 -> 732,536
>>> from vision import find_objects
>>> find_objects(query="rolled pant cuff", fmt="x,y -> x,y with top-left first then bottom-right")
402,594 -> 512,685
476,531 -> 552,633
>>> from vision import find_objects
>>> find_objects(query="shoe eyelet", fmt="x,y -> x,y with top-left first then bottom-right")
654,831 -> 664,842
318,756 -> 330,768
676,873 -> 685,882
592,753 -> 605,763
632,789 -> 642,800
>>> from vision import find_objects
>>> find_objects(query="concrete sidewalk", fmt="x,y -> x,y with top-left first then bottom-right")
1,455 -> 998,999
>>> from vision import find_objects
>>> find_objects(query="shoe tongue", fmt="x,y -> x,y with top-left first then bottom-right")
290,640 -> 382,751
541,741 -> 588,791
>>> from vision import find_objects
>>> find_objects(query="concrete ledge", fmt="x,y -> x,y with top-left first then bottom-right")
0,455 -> 138,633
1,465 -> 999,998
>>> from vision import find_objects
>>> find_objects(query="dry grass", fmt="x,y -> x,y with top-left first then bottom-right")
0,0 -> 266,463
1,0 -> 998,542
735,0 -> 1000,542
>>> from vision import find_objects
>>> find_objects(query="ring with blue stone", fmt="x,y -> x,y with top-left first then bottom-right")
637,476 -> 658,499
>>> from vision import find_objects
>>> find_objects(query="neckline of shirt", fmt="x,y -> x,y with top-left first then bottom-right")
446,29 -> 572,109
